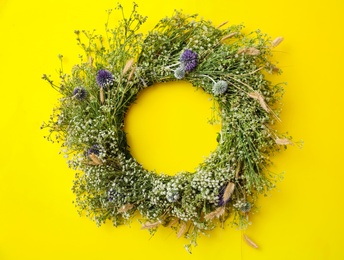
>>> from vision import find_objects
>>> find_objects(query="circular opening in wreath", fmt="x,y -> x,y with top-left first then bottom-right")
124,81 -> 221,176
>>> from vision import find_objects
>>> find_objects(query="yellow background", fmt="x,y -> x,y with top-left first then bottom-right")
1,0 -> 343,259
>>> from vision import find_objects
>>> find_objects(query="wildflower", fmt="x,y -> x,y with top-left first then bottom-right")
212,80 -> 228,95
96,69 -> 114,88
72,87 -> 87,100
239,202 -> 251,213
180,49 -> 198,72
174,67 -> 185,79
87,144 -> 100,156
166,191 -> 180,203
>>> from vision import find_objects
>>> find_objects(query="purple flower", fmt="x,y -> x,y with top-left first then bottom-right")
96,69 -> 114,88
72,87 -> 87,100
87,144 -> 100,156
180,49 -> 198,72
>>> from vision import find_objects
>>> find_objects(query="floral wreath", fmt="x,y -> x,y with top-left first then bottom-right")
42,3 -> 293,252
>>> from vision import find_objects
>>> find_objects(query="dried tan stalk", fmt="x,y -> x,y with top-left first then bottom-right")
166,218 -> 179,228
238,47 -> 260,56
177,221 -> 189,239
122,58 -> 134,76
243,234 -> 259,249
275,138 -> 294,146
128,66 -> 136,81
221,32 -> 237,41
271,65 -> 281,74
235,162 -> 242,179
88,56 -> 93,67
118,204 -> 134,213
272,36 -> 284,48
248,91 -> 269,112
100,87 -> 105,104
141,220 -> 161,230
217,21 -> 228,28
89,153 -> 103,165
222,182 -> 235,203
204,207 -> 225,220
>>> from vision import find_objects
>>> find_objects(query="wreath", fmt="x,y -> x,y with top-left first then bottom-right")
42,3 -> 292,251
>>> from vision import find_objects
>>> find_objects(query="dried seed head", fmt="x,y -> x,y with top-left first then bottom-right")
217,21 -> 228,28
248,91 -> 270,112
238,47 -> 260,56
177,221 -> 189,238
122,58 -> 134,75
141,220 -> 161,230
100,87 -> 105,104
204,207 -> 225,220
235,162 -> 242,179
272,36 -> 284,48
89,153 -> 103,165
128,66 -> 136,81
222,182 -> 235,204
275,138 -> 294,146
243,234 -> 259,249
118,204 -> 134,213
88,56 -> 93,67
221,32 -> 237,41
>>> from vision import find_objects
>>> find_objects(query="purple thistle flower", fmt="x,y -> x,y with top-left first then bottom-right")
96,69 -> 114,88
180,49 -> 198,72
72,87 -> 87,100
87,144 -> 100,156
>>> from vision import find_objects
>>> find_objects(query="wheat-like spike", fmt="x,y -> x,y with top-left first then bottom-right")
204,207 -> 225,220
177,222 -> 189,239
141,220 -> 161,230
235,162 -> 242,179
118,204 -> 134,213
166,218 -> 179,228
221,32 -> 237,41
89,153 -> 103,165
217,21 -> 228,28
243,234 -> 259,249
248,91 -> 270,112
128,66 -> 136,81
88,56 -> 93,67
275,138 -> 294,146
222,182 -> 235,203
272,36 -> 284,48
238,47 -> 260,56
100,87 -> 105,104
122,58 -> 134,76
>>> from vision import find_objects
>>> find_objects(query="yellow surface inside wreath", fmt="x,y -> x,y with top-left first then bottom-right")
125,81 -> 221,175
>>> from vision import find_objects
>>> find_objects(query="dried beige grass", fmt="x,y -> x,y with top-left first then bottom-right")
204,207 -> 225,220
272,36 -> 284,48
117,204 -> 134,213
243,234 -> 259,249
238,47 -> 260,56
221,32 -> 237,41
89,153 -> 103,165
222,182 -> 235,203
275,138 -> 293,146
128,66 -> 136,81
100,87 -> 105,104
248,91 -> 269,112
122,58 -> 134,76
217,21 -> 228,28
177,222 -> 189,239
141,220 -> 161,230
